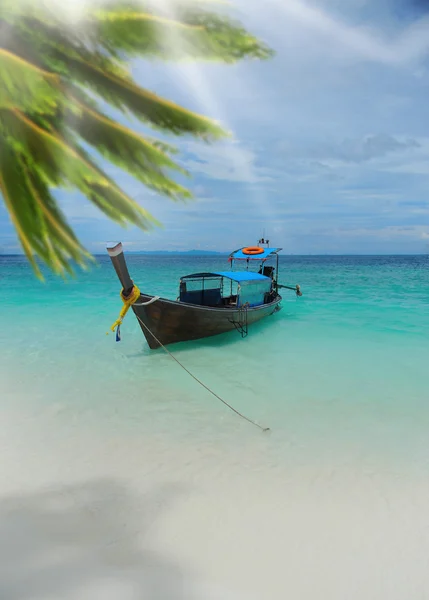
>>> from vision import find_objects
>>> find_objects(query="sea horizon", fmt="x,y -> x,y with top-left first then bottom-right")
1,250 -> 428,257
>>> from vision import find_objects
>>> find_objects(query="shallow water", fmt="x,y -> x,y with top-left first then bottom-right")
1,254 -> 429,598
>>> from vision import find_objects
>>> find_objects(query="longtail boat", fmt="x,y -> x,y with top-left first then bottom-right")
107,239 -> 301,350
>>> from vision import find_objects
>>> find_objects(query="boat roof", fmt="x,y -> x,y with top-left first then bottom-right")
216,271 -> 270,282
229,247 -> 282,260
181,271 -> 270,283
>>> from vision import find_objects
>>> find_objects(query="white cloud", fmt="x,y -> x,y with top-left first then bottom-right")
234,0 -> 429,68
270,135 -> 429,187
332,225 -> 429,240
378,161 -> 429,175
358,136 -> 429,175
179,140 -> 273,184
281,134 -> 420,163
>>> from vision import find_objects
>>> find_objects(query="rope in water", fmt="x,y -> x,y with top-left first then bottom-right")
134,312 -> 270,433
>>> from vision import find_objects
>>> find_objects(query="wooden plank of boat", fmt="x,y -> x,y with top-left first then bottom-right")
133,292 -> 282,349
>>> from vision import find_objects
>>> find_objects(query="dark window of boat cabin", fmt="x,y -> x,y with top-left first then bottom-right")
184,276 -> 222,292
180,276 -> 222,306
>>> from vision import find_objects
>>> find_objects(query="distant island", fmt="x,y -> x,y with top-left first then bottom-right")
127,250 -> 228,256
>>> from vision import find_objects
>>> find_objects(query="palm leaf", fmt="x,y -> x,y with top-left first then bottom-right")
90,5 -> 274,63
0,108 -> 158,228
59,54 -> 227,138
16,18 -> 133,81
0,146 -> 42,277
0,143 -> 67,278
0,142 -> 94,279
0,48 -> 60,113
24,164 -> 93,265
66,88 -> 191,198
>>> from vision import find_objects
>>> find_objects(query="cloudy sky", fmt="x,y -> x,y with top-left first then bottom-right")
1,0 -> 429,254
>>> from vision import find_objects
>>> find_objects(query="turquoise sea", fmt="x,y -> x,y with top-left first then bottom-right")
1,253 -> 429,599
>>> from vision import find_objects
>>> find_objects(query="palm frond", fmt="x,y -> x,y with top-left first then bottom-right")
89,4 -> 274,63
0,147 -> 42,277
61,55 -> 228,138
24,164 -> 93,263
66,90 -> 191,199
0,142 -> 85,278
0,48 -> 60,113
0,108 -> 159,227
19,18 -> 132,80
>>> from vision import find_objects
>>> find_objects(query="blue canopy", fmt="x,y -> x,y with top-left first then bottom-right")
181,271 -> 270,283
214,271 -> 270,283
229,247 -> 282,260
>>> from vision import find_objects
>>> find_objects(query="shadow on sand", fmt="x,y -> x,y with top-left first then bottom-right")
0,479 -> 192,600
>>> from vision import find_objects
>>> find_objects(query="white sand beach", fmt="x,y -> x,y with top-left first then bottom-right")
2,375 -> 429,600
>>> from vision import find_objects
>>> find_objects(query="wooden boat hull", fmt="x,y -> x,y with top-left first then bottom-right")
132,293 -> 282,349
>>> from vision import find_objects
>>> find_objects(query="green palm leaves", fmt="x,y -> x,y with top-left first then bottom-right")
0,1 -> 273,278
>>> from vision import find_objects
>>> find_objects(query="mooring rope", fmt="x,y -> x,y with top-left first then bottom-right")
134,313 -> 270,433
134,296 -> 160,307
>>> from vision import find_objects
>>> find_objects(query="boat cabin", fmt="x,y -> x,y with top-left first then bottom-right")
178,246 -> 282,309
179,271 -> 274,308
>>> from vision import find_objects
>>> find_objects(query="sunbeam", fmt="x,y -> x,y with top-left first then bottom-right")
144,0 -> 277,224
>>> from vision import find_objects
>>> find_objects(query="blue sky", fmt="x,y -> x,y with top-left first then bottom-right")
1,0 -> 429,254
